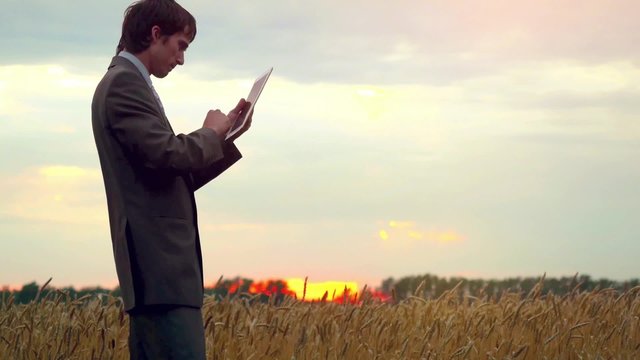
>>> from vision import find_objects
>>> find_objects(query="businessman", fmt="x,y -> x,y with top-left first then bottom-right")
92,0 -> 249,358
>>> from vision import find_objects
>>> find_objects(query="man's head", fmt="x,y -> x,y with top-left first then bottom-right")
117,0 -> 196,78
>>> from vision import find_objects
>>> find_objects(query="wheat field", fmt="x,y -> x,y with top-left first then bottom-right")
1,283 -> 639,359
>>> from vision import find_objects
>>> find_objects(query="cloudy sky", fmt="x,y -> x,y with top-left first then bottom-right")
1,0 -> 639,290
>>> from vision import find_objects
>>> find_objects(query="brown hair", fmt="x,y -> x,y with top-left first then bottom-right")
116,0 -> 196,55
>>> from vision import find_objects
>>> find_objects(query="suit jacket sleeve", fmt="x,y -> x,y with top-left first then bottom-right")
105,70 -> 225,173
190,141 -> 242,191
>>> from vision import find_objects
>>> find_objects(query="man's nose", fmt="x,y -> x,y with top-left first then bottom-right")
177,52 -> 184,66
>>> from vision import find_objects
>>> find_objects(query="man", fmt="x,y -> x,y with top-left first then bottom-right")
92,0 -> 250,358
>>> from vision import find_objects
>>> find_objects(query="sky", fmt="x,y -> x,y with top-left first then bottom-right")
1,0 -> 639,290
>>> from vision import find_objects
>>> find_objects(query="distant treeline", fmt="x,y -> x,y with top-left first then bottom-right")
2,274 -> 639,305
0,278 -> 292,305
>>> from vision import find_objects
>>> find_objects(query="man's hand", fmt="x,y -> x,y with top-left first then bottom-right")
227,98 -> 247,124
236,108 -> 253,136
202,109 -> 232,139
226,98 -> 253,142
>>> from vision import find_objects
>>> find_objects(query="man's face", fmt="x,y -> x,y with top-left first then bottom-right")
148,26 -> 191,78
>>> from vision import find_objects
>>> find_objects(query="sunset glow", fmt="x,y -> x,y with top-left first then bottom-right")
389,221 -> 414,229
429,231 -> 463,243
39,166 -> 96,179
221,278 -> 365,303
47,66 -> 65,76
285,278 -> 359,302
356,88 -> 381,97
380,220 -> 464,245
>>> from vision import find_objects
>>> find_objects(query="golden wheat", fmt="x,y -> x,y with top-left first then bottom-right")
1,286 -> 639,359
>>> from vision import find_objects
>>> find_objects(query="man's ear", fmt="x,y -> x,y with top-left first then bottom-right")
150,25 -> 162,43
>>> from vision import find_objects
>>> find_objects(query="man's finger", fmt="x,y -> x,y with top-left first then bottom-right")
232,98 -> 246,113
228,99 -> 247,121
227,99 -> 245,121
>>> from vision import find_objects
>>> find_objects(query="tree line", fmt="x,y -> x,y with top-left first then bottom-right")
2,273 -> 638,305
0,277 -> 292,305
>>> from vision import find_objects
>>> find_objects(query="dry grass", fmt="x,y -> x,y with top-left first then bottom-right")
1,284 -> 639,359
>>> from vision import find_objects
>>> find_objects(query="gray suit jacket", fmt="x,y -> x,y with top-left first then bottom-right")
91,56 -> 241,311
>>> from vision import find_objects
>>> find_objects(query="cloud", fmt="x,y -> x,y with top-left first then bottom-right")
201,223 -> 267,233
4,1 -> 639,84
0,62 -> 447,227
0,1 -> 123,65
2,57 -> 638,233
0,64 -> 98,134
389,221 -> 416,229
0,165 -> 106,226
379,220 -> 465,245
159,0 -> 640,84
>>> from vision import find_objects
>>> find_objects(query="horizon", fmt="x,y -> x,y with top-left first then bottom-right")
2,1 -> 639,288
3,270 -> 639,293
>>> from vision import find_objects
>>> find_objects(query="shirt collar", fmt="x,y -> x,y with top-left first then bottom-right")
118,50 -> 153,88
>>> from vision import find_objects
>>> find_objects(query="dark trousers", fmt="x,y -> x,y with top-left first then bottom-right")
128,305 -> 206,360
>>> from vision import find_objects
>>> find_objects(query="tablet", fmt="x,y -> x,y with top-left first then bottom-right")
225,67 -> 273,141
